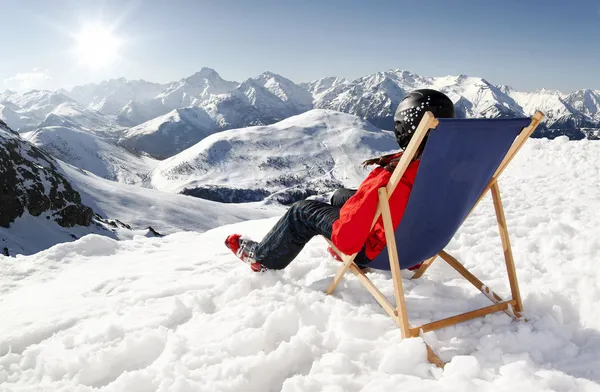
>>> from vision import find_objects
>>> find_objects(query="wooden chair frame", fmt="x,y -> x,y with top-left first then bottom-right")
325,111 -> 545,367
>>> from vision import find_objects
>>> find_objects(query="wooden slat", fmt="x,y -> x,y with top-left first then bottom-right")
438,250 -> 520,319
368,112 -> 439,232
411,300 -> 517,335
492,111 -> 545,184
490,182 -> 523,313
348,264 -> 398,321
410,255 -> 438,280
325,239 -> 358,295
350,265 -> 445,368
378,187 -> 411,337
386,112 -> 439,197
427,345 -> 445,369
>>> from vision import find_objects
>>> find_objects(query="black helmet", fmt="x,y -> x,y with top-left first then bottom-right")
393,89 -> 455,149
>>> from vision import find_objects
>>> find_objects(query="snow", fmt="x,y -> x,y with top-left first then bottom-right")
119,107 -> 218,159
4,68 -> 600,163
1,138 -> 599,391
0,159 -> 280,256
0,90 -> 75,132
59,162 -> 282,235
40,102 -> 124,139
65,78 -> 167,116
0,212 -> 117,256
23,126 -> 157,184
149,109 -> 397,194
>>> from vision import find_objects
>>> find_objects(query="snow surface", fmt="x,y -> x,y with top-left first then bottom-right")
149,109 -> 397,194
0,90 -> 75,132
65,78 -> 167,116
1,138 -> 599,391
23,127 -> 157,184
119,107 -> 218,159
0,160 -> 279,257
0,212 -> 117,257
60,162 -> 281,235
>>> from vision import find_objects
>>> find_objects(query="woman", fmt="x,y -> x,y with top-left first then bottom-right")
225,89 -> 455,272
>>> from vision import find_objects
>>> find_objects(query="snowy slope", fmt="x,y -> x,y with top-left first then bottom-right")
119,107 -> 218,159
39,102 -> 124,140
65,77 -> 167,115
0,120 -> 105,256
148,109 -> 398,202
60,162 -> 281,235
1,138 -> 599,391
23,126 -> 157,184
0,90 -> 76,132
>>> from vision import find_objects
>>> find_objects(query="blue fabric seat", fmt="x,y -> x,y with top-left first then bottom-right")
370,117 -> 531,271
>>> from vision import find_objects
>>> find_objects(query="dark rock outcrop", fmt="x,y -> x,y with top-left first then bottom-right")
0,119 -> 94,228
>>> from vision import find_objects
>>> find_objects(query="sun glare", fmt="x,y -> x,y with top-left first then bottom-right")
74,24 -> 121,69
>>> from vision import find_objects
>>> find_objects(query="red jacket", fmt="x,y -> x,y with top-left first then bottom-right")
331,159 -> 420,260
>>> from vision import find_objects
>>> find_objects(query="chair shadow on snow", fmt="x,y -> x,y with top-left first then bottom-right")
304,268 -> 600,384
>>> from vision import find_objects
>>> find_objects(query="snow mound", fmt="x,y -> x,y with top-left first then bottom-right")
1,138 -> 599,390
148,109 -> 398,201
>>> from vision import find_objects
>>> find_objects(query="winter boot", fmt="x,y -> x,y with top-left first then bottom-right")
225,234 -> 267,272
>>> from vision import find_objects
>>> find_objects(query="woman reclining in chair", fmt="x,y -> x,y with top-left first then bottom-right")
225,89 -> 455,272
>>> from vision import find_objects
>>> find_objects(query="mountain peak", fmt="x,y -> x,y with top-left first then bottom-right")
259,71 -> 283,79
187,68 -> 221,81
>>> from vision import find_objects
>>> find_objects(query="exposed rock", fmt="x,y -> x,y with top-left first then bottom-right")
0,120 -> 93,228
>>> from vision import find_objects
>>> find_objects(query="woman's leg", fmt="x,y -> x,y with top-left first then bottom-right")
330,188 -> 357,207
254,200 -> 340,270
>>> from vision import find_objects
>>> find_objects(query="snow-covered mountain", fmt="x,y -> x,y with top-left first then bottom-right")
119,107 -> 218,159
64,77 -> 167,116
0,90 -> 76,132
39,101 -> 124,139
115,68 -> 238,126
2,67 -> 599,166
564,89 -> 600,123
148,109 -> 398,203
23,126 -> 157,184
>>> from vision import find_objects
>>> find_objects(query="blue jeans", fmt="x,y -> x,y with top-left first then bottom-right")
255,189 -> 370,269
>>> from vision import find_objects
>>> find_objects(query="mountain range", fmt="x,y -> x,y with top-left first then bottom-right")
1,67 -> 598,198
2,68 -> 598,149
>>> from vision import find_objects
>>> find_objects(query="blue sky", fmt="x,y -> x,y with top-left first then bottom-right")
0,0 -> 598,92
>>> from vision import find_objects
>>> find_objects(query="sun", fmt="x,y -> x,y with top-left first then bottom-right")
74,24 -> 121,69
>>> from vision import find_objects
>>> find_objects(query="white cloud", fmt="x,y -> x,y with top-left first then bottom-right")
3,68 -> 52,91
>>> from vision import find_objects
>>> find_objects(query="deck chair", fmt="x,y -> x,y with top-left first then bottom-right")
326,110 -> 545,367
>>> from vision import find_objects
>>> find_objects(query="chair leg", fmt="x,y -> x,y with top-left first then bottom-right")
490,181 -> 523,313
378,188 -> 411,338
410,255 -> 438,279
325,241 -> 358,295
438,250 -> 520,319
